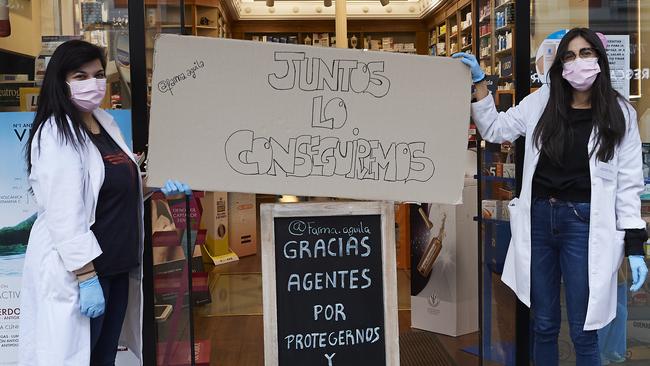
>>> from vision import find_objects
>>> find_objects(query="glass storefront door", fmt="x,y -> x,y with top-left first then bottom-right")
477,1 -> 523,365
530,1 -> 650,365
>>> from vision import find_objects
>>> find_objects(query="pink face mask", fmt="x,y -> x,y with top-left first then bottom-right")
562,57 -> 600,91
68,78 -> 106,112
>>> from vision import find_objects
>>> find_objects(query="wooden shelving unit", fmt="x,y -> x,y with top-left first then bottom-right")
118,0 -> 233,105
428,0 -> 474,58
232,19 -> 428,54
478,0 -> 515,96
244,31 -> 418,54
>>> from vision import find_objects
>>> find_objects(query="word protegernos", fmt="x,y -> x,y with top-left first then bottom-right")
225,130 -> 435,183
284,327 -> 381,350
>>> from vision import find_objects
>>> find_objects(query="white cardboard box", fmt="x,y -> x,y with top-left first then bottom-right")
228,192 -> 257,257
411,178 -> 479,336
200,191 -> 230,261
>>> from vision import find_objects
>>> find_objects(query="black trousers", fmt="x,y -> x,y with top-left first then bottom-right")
90,272 -> 130,366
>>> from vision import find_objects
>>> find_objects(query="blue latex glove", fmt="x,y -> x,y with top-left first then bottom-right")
629,255 -> 648,292
161,179 -> 192,197
79,276 -> 105,318
452,52 -> 486,83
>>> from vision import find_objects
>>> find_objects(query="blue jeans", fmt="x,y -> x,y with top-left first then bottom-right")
90,272 -> 129,366
530,198 -> 600,366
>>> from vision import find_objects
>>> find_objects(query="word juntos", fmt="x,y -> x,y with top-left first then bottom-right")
268,52 -> 391,98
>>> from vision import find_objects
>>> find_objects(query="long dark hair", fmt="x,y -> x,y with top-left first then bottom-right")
25,40 -> 106,174
532,27 -> 627,164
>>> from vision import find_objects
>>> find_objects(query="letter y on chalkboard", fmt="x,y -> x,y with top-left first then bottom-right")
325,353 -> 336,365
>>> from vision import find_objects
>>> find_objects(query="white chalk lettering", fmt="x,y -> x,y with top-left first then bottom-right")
281,235 -> 372,259
286,268 -> 372,292
283,327 -> 381,350
313,303 -> 346,322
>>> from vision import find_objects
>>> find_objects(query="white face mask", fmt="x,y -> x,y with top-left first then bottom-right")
561,57 -> 601,91
67,78 -> 106,112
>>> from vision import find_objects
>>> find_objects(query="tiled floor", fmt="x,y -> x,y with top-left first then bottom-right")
193,255 -> 481,365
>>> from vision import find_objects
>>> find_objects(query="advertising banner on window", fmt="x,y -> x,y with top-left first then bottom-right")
0,111 -> 131,365
0,112 -> 36,365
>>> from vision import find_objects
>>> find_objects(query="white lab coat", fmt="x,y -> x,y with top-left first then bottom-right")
18,109 -> 143,365
472,85 -> 645,330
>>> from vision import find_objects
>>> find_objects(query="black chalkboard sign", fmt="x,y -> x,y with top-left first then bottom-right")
261,202 -> 399,366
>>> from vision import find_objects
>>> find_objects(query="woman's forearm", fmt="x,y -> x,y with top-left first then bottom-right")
74,262 -> 96,281
474,80 -> 489,101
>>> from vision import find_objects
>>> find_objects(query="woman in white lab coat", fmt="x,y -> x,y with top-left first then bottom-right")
455,28 -> 648,365
19,40 -> 189,365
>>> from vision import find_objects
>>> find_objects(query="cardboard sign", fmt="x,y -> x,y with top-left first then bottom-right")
147,35 -> 471,204
260,202 -> 399,366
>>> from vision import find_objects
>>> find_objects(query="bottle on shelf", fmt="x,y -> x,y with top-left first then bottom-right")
417,214 -> 447,277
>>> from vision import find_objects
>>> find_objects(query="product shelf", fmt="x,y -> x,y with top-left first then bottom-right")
495,48 -> 512,57
495,24 -> 513,33
476,175 -> 516,183
494,0 -> 513,12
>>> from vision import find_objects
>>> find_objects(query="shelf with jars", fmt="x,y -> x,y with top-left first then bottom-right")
245,31 -> 417,54
427,0 -> 473,58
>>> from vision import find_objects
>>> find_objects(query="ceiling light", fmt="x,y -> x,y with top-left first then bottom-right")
324,0 -> 332,7
380,0 -> 390,6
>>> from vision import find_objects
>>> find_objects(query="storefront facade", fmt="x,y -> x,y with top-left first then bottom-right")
1,1 -> 650,365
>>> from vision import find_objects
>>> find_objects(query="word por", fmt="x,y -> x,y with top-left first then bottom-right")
225,130 -> 435,183
157,60 -> 205,95
283,236 -> 372,259
287,268 -> 372,292
284,327 -> 381,350
314,303 -> 346,322
268,52 -> 391,98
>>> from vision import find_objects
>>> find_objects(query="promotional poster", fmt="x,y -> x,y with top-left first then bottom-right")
0,112 -> 36,365
410,180 -> 478,337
